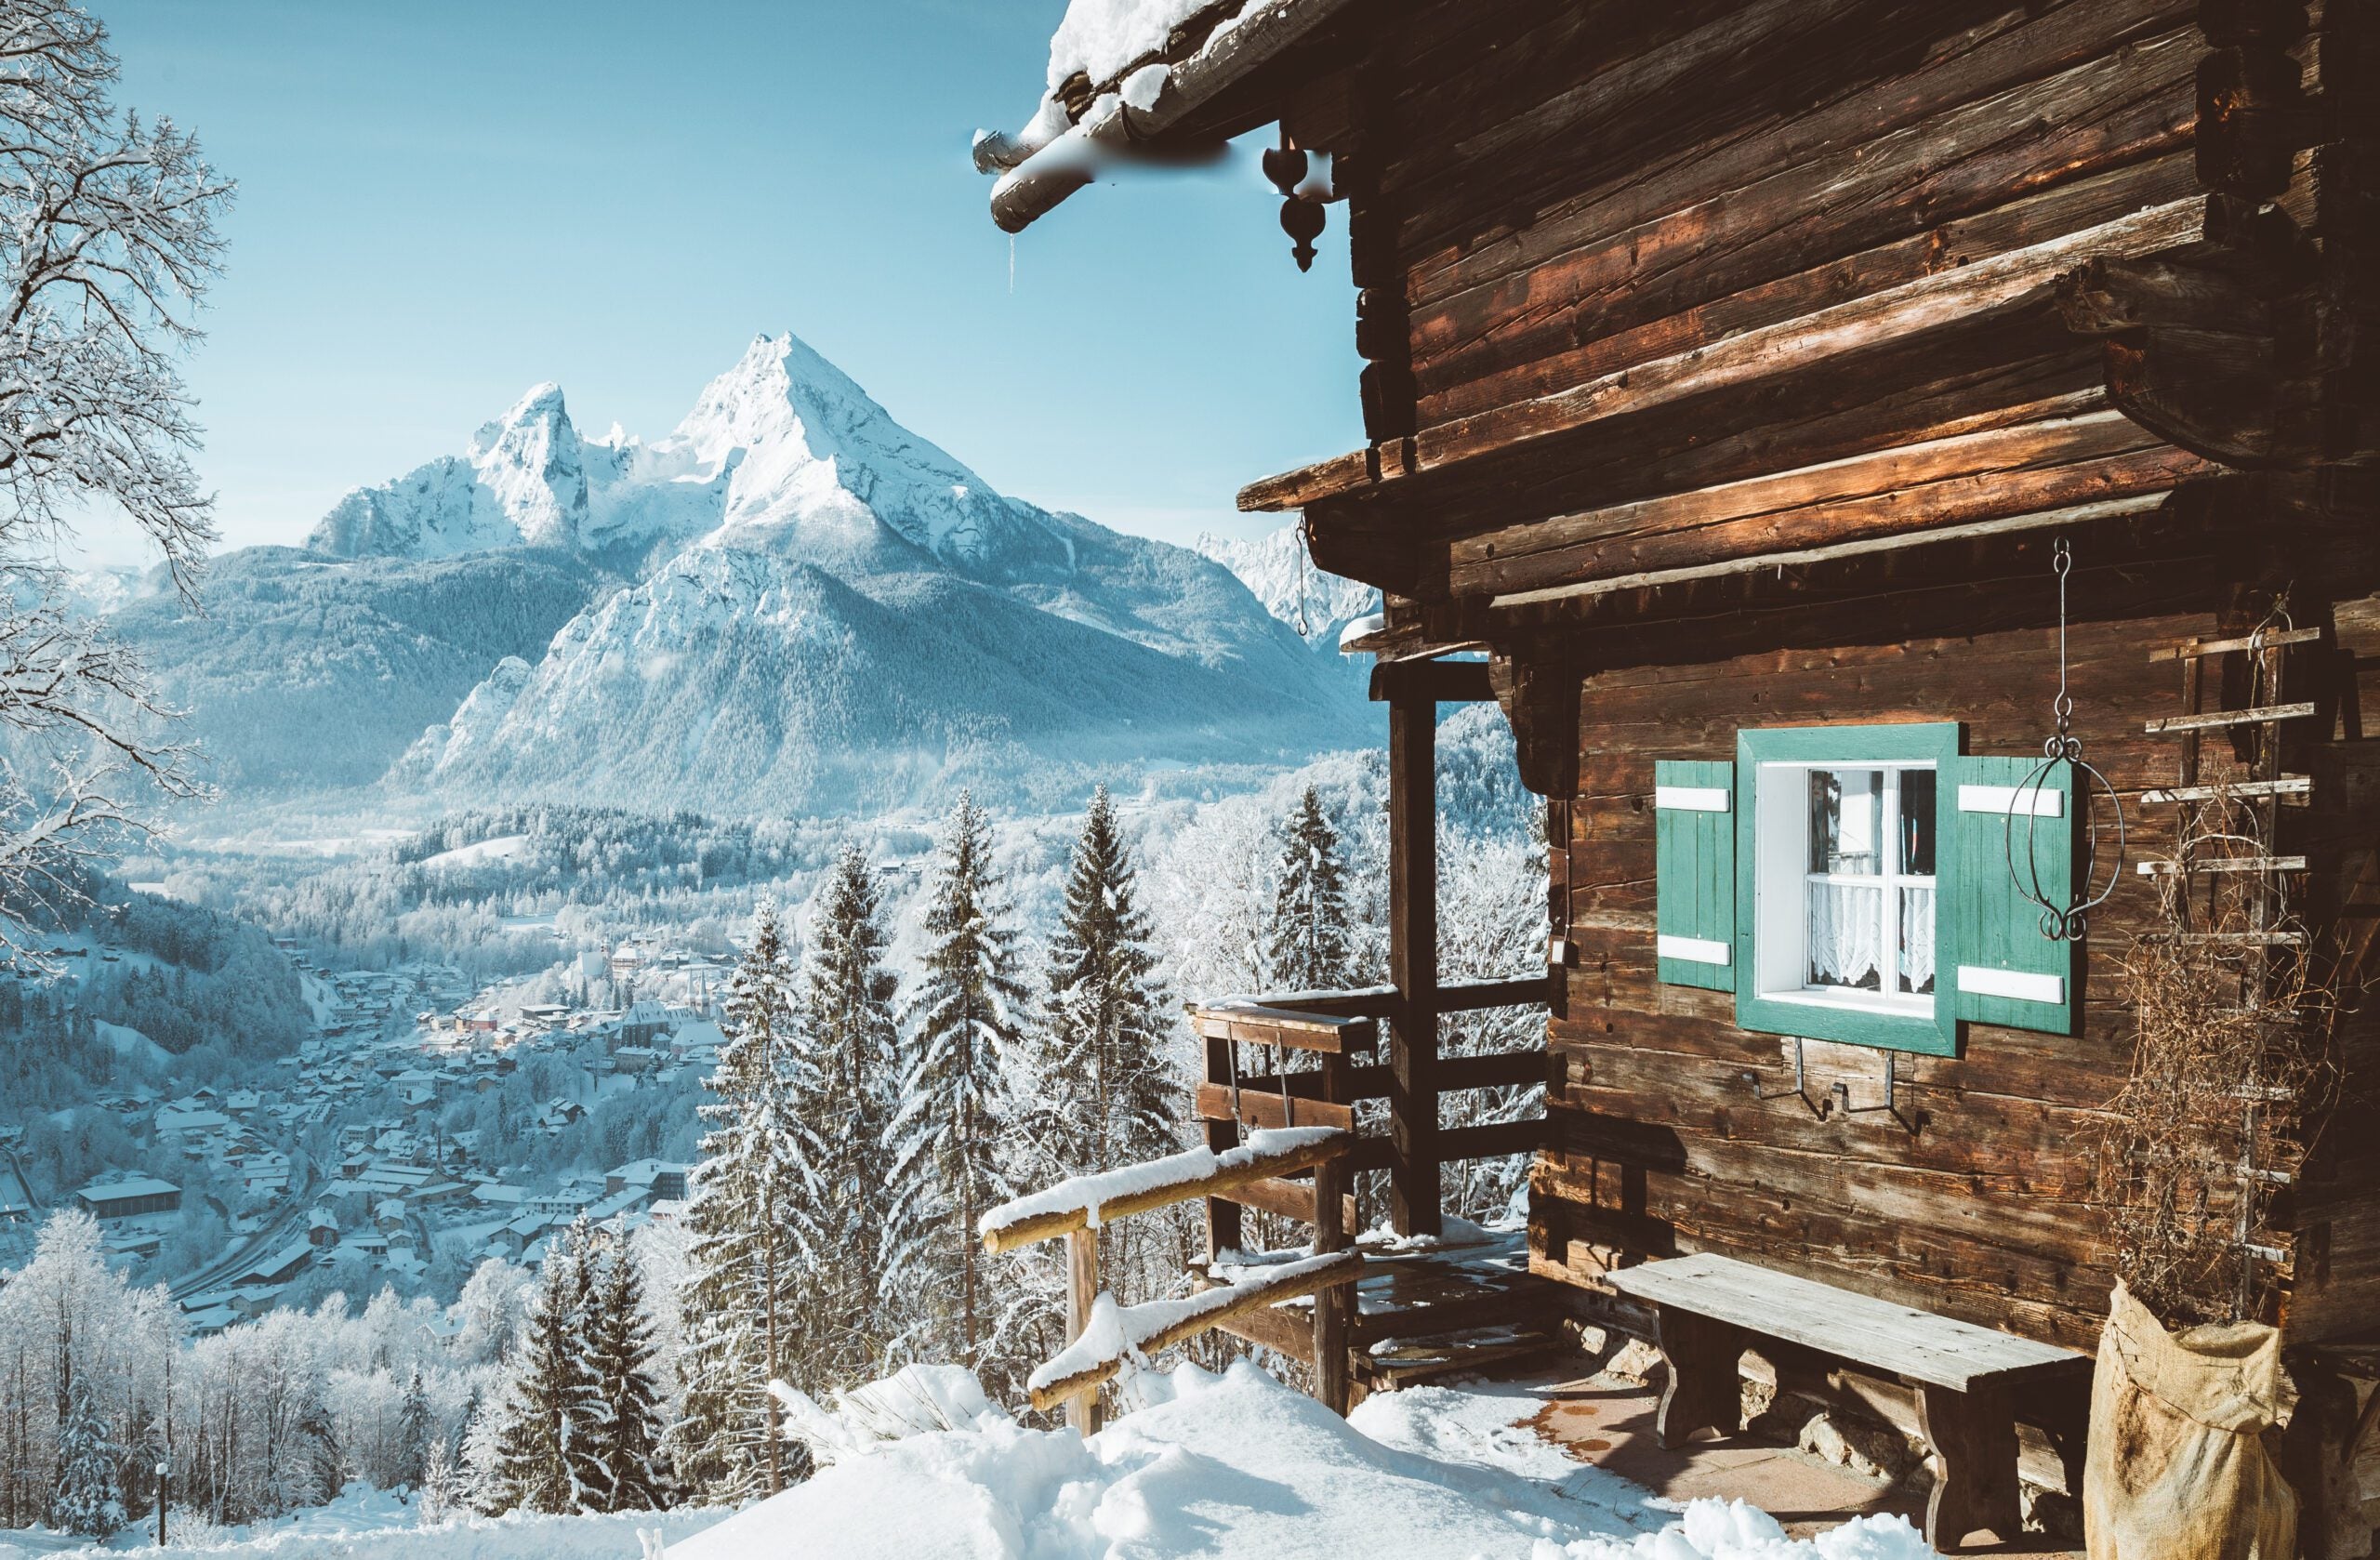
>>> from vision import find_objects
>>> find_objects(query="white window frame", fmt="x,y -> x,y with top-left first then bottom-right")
1752,759 -> 1938,1020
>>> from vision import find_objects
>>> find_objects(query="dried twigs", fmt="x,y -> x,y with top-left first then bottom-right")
2097,787 -> 2336,1328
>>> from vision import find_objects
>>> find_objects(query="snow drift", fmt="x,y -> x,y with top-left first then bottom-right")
672,1361 -> 1935,1560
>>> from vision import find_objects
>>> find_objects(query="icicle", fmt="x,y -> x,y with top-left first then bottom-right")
1009,235 -> 1016,296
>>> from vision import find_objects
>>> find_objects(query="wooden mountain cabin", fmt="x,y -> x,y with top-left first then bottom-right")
979,0 -> 2378,1550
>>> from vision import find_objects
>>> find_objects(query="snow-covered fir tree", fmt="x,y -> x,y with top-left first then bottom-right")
53,1365 -> 125,1538
582,1226 -> 671,1513
418,1435 -> 460,1524
397,1364 -> 432,1490
1025,787 -> 1185,1290
665,899 -> 805,1499
891,791 -> 1026,1370
792,845 -> 901,1385
491,1228 -> 599,1514
1264,784 -> 1356,992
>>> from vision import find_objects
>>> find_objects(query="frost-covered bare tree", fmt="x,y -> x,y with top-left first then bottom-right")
0,0 -> 231,955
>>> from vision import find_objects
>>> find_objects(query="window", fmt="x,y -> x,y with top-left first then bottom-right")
1754,763 -> 1937,1015
1653,725 -> 2081,1054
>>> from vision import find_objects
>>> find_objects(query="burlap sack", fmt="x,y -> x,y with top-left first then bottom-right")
2084,1279 -> 2298,1560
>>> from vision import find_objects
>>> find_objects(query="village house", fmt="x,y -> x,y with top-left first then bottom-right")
975,0 -> 2378,1551
73,1174 -> 179,1222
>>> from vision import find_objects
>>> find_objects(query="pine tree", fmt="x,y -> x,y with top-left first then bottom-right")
53,1368 -> 124,1538
492,1229 -> 600,1514
582,1230 -> 670,1513
791,846 -> 901,1385
398,1364 -> 433,1491
418,1435 -> 459,1525
892,791 -> 1026,1367
1026,787 -> 1184,1284
1264,785 -> 1356,992
664,899 -> 802,1501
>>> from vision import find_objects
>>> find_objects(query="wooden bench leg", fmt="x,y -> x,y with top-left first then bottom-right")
1917,1382 -> 2019,1552
1652,1304 -> 1746,1449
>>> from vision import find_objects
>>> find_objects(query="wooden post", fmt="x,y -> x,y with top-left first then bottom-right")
1064,1227 -> 1103,1436
1651,1304 -> 1747,1449
1202,1032 -> 1242,1262
1388,683 -> 1442,1237
1312,1051 -> 1353,1415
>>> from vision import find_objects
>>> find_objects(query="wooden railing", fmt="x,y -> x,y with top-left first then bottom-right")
977,1128 -> 1364,1432
1189,973 -> 1555,1258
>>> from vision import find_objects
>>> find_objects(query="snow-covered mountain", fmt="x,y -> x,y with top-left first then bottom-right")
158,331 -> 1368,813
1195,524 -> 1377,645
310,335 -> 1079,581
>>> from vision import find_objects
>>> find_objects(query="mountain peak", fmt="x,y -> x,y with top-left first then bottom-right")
309,334 -> 1071,579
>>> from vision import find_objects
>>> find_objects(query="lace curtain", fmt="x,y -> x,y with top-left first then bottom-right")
1805,882 -> 1937,993
1901,886 -> 1936,993
1805,881 -> 1884,987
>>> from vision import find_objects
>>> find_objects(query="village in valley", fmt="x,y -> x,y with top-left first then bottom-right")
18,937 -> 729,1331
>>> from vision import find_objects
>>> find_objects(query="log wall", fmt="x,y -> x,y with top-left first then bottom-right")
1529,567 -> 2380,1351
1279,0 -> 2377,1350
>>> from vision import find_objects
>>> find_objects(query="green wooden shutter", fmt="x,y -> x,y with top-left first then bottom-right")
1947,754 -> 2080,1035
1655,760 -> 1735,991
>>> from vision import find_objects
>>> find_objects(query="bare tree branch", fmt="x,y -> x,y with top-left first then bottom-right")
0,1 -> 231,965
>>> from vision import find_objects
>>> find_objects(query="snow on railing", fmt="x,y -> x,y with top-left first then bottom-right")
977,1126 -> 1348,1254
985,1126 -> 1361,1433
1023,1250 -> 1363,1413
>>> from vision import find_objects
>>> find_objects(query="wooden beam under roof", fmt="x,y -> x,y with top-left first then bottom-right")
1240,196 -> 2210,517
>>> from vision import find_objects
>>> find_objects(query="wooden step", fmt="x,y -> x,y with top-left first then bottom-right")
2141,776 -> 2310,804
2148,627 -> 2321,662
1356,1322 -> 1570,1390
2144,702 -> 2316,734
2135,855 -> 2308,875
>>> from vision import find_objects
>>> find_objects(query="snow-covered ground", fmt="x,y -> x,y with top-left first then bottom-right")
676,1361 -> 1933,1560
0,1485 -> 724,1559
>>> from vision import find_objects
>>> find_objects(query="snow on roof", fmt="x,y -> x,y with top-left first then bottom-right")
1047,0 -> 1223,96
976,0 -> 1356,231
1337,610 -> 1386,650
77,1174 -> 179,1200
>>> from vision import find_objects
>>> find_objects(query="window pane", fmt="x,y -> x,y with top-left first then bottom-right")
1807,769 -> 1883,876
1899,886 -> 1936,995
1899,769 -> 1937,877
1805,879 -> 1884,991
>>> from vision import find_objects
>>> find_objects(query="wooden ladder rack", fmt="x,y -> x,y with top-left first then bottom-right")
2136,621 -> 2318,1311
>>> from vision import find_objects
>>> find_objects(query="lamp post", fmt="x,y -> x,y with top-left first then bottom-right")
154,1461 -> 167,1546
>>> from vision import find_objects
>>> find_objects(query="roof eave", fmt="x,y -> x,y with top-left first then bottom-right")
985,0 -> 1361,234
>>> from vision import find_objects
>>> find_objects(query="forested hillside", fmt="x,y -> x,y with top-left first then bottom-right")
110,547 -> 609,795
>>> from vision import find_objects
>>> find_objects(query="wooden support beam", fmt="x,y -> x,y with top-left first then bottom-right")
1312,1075 -> 1353,1415
1188,1004 -> 1380,1053
1202,1033 -> 1242,1263
1368,656 -> 1495,703
1438,1117 -> 1546,1162
1389,686 -> 1441,1238
1438,974 -> 1557,1014
1065,1229 -> 1102,1436
1027,1252 -> 1365,1413
984,1130 -> 1355,1254
1193,1082 -> 1358,1132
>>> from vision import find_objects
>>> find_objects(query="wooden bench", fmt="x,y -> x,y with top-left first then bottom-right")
1605,1253 -> 2090,1553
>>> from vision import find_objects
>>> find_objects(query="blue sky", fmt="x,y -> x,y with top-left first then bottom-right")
97,0 -> 1361,561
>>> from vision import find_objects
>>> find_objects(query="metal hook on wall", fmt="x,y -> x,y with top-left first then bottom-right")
1741,1036 -> 1825,1118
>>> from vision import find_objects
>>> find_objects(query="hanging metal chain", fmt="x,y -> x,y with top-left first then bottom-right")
1293,517 -> 1315,641
2005,536 -> 2126,941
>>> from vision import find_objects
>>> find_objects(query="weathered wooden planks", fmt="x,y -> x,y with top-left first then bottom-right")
1605,1252 -> 2088,1391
